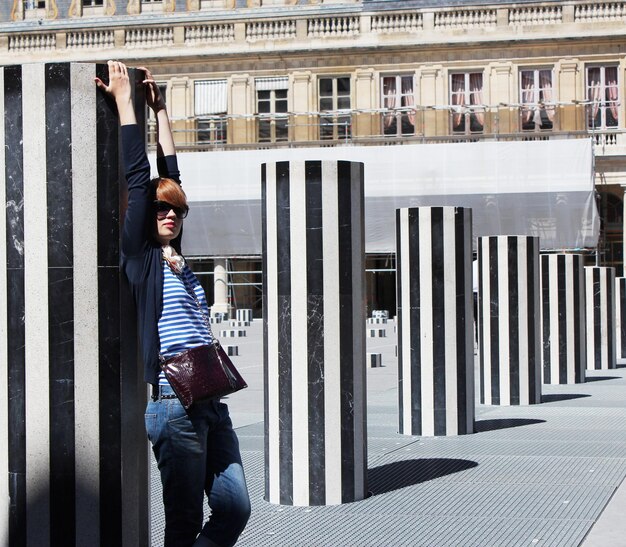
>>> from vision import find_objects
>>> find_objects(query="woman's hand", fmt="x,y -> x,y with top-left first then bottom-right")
139,66 -> 166,114
95,61 -> 136,125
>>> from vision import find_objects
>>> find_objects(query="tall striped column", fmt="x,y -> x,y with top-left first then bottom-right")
396,207 -> 474,436
262,160 -> 367,506
616,278 -> 626,364
0,64 -> 148,547
478,236 -> 541,405
540,254 -> 586,384
586,266 -> 617,370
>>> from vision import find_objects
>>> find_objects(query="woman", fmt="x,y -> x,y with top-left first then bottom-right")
95,61 -> 251,547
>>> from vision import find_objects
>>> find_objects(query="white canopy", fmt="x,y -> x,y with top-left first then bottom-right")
150,138 -> 598,257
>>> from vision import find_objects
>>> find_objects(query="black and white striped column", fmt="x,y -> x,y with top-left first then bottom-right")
478,236 -> 541,405
0,63 -> 148,547
616,278 -> 626,364
262,160 -> 367,506
540,254 -> 586,384
396,207 -> 474,436
586,266 -> 617,370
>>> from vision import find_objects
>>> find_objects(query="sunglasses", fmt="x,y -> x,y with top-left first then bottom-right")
154,200 -> 189,220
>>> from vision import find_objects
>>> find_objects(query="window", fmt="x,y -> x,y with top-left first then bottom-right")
381,75 -> 415,136
256,77 -> 289,143
24,0 -> 45,8
82,0 -> 103,5
519,69 -> 555,131
318,76 -> 351,140
587,66 -> 619,130
195,79 -> 228,145
450,72 -> 484,134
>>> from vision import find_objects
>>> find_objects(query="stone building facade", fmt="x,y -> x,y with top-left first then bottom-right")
1,0 -> 625,312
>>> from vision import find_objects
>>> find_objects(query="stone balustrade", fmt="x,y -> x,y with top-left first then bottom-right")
371,13 -> 423,33
509,6 -> 563,25
575,2 -> 626,21
185,23 -> 235,44
434,9 -> 497,29
67,30 -> 115,49
246,19 -> 297,41
2,1 -> 626,54
126,27 -> 174,48
308,16 -> 360,37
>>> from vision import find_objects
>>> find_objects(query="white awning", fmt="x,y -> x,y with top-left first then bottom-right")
194,79 -> 228,116
255,77 -> 289,91
150,138 -> 599,256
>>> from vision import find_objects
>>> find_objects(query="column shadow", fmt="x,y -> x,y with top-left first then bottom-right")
584,376 -> 621,382
541,393 -> 591,402
368,458 -> 478,495
474,418 -> 545,432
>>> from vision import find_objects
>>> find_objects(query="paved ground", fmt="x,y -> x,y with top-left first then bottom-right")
151,319 -> 626,547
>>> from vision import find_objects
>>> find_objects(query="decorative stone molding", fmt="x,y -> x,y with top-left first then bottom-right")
164,0 -> 176,12
46,0 -> 59,19
127,0 -> 140,15
68,0 -> 81,18
11,0 -> 22,21
105,0 -> 116,15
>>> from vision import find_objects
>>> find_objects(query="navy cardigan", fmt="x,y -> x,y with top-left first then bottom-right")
120,124 -> 182,385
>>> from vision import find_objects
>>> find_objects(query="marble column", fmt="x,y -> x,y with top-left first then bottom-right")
396,207 -> 474,436
585,266 -> 617,370
540,254 -> 587,384
262,160 -> 367,506
0,63 -> 148,547
212,258 -> 229,317
616,277 -> 626,364
478,236 -> 541,405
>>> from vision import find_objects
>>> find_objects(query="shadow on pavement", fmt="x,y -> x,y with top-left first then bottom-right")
585,376 -> 621,382
541,393 -> 591,402
368,458 -> 478,495
474,418 -> 545,432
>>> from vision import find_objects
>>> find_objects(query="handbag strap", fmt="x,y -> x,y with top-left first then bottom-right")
159,257 -> 219,364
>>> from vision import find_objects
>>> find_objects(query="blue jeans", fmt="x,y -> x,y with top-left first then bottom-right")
145,384 -> 251,547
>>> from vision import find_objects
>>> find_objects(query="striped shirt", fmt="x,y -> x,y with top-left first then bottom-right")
158,260 -> 213,385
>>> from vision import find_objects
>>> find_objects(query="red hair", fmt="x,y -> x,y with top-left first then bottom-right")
153,177 -> 188,210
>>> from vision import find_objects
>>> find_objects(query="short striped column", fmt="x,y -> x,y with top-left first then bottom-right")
396,207 -> 474,436
236,308 -> 253,322
478,236 -> 541,405
540,254 -> 586,384
616,277 -> 626,364
262,160 -> 367,505
0,64 -> 148,546
586,267 -> 617,370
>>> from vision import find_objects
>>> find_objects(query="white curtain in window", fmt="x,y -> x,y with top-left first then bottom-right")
401,78 -> 415,127
606,67 -> 619,121
521,72 -> 535,124
469,73 -> 484,127
383,77 -> 397,128
451,74 -> 465,129
255,77 -> 289,91
588,68 -> 602,120
539,70 -> 555,122
194,80 -> 228,116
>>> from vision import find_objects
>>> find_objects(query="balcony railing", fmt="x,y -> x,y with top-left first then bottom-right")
147,102 -> 625,154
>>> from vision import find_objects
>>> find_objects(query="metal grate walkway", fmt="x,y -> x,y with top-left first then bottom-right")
150,320 -> 626,546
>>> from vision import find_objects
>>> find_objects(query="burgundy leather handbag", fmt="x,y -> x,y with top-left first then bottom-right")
161,340 -> 247,409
